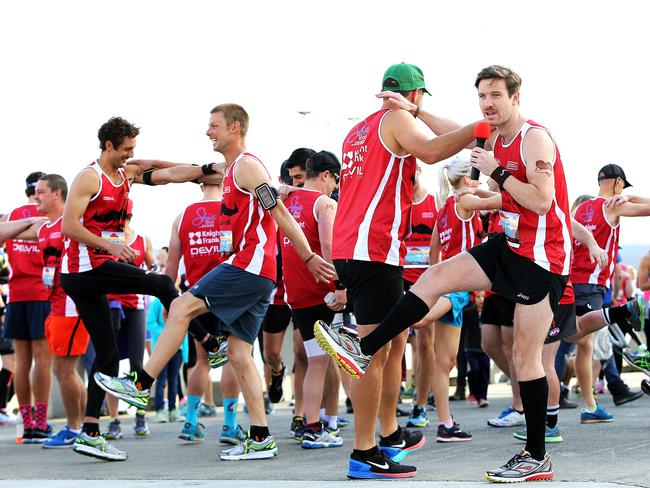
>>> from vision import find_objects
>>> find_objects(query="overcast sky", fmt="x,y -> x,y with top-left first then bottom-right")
2,0 -> 649,250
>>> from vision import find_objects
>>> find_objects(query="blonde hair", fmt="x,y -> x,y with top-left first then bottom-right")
438,157 -> 471,203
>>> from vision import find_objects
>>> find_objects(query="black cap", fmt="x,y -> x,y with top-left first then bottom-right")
598,164 -> 631,188
306,151 -> 341,174
25,171 -> 46,195
279,160 -> 293,185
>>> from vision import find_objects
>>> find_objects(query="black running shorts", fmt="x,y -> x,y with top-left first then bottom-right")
467,233 -> 567,314
262,304 -> 294,334
480,293 -> 516,327
545,302 -> 577,344
334,259 -> 403,325
291,304 -> 335,342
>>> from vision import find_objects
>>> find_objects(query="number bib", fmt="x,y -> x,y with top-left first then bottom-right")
101,231 -> 125,244
42,266 -> 56,288
499,211 -> 521,248
219,230 -> 234,254
404,246 -> 430,268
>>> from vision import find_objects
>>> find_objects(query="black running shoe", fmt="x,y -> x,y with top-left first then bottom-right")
348,450 -> 416,479
289,415 -> 305,441
23,427 -> 53,444
379,427 -> 425,463
268,364 -> 285,404
436,421 -> 472,442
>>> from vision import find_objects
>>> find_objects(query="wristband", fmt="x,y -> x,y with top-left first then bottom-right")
334,279 -> 345,290
304,253 -> 316,264
490,166 -> 512,190
202,163 -> 217,175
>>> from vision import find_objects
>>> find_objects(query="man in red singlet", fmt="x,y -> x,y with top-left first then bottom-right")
97,104 -> 335,461
60,116 -> 223,461
2,171 -> 53,442
315,63 -> 478,479
0,174 -> 90,447
317,65 -> 570,482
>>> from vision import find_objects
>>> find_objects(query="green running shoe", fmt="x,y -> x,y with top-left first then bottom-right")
625,296 -> 647,332
72,433 -> 127,461
623,350 -> 650,376
94,372 -> 150,409
219,434 -> 278,460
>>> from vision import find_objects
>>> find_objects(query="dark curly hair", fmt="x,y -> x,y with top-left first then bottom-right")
98,117 -> 140,150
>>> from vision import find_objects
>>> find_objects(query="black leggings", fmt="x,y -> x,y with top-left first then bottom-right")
61,260 -> 208,419
110,308 -> 146,371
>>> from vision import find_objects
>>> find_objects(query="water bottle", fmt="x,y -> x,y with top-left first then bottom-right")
15,413 -> 23,444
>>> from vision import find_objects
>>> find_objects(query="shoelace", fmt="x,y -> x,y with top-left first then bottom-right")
503,453 -> 527,469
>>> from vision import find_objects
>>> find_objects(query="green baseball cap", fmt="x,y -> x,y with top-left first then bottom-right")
382,63 -> 430,95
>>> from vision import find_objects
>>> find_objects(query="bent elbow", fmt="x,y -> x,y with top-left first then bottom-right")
61,219 -> 73,237
536,201 -> 553,216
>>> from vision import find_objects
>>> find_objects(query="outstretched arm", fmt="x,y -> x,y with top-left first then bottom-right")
0,217 -> 45,242
234,156 -> 336,284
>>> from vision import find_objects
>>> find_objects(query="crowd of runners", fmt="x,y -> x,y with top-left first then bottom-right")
1,63 -> 649,483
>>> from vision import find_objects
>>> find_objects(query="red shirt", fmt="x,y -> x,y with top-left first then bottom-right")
271,236 -> 288,306
404,193 -> 438,284
221,153 -> 277,282
494,120 -> 572,275
38,217 -> 77,317
108,234 -> 146,310
333,110 -> 417,266
178,200 -> 223,288
62,162 -> 130,273
281,189 -> 334,309
570,197 -> 619,288
6,203 -> 48,302
437,195 -> 482,261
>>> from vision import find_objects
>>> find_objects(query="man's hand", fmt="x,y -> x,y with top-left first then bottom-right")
376,91 -> 417,113
278,184 -> 299,201
108,242 -> 137,263
587,243 -> 609,269
470,147 -> 499,177
306,254 -> 336,284
605,194 -> 630,208
454,187 -> 477,202
327,289 -> 347,312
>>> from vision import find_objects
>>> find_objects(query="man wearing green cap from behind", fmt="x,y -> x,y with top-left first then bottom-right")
314,62 -> 480,479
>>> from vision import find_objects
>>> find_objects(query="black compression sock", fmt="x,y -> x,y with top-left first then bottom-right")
519,376 -> 548,461
546,404 -> 559,429
201,335 -> 220,353
360,291 -> 430,356
82,422 -> 101,436
603,304 -> 631,327
135,369 -> 154,391
249,425 -> 270,442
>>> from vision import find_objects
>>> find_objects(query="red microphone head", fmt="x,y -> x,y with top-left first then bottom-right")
474,121 -> 491,139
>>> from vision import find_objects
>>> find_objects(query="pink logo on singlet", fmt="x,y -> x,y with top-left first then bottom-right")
346,120 -> 369,147
578,204 -> 595,223
191,207 -> 217,228
286,195 -> 303,219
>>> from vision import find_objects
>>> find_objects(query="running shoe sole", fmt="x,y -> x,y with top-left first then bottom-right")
314,321 -> 363,379
622,354 -> 650,377
347,460 -> 416,479
484,470 -> 554,483
73,444 -> 127,461
93,374 -> 149,410
219,449 -> 278,460
436,436 -> 472,443
580,418 -> 614,424
513,432 -> 563,444
405,420 -> 429,428
301,441 -> 343,449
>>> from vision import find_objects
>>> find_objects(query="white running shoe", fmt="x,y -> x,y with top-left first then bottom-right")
487,406 -> 525,427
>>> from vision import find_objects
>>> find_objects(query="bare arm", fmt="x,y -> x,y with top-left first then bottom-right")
165,214 -> 183,283
61,168 -> 137,262
143,235 -> 156,269
458,192 -> 502,212
382,109 -> 477,164
571,217 -> 608,269
315,196 -> 346,311
429,221 -> 441,265
471,128 -> 555,215
234,157 -> 335,283
604,194 -> 650,224
637,255 -> 650,291
0,217 -> 45,242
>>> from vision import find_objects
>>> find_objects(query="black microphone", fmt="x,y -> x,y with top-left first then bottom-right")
471,121 -> 492,180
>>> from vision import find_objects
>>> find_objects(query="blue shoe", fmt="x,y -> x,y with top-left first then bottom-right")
348,451 -> 416,479
513,424 -> 563,443
197,403 -> 217,418
581,405 -> 614,423
220,424 -> 246,445
406,405 -> 429,428
179,422 -> 206,442
42,426 -> 79,448
338,416 -> 351,429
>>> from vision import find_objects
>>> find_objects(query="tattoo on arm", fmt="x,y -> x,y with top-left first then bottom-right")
325,203 -> 336,211
535,160 -> 553,178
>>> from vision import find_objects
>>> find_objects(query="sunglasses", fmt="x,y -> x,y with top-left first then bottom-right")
330,171 -> 340,184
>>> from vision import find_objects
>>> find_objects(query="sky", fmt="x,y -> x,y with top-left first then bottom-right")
2,0 -> 649,251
